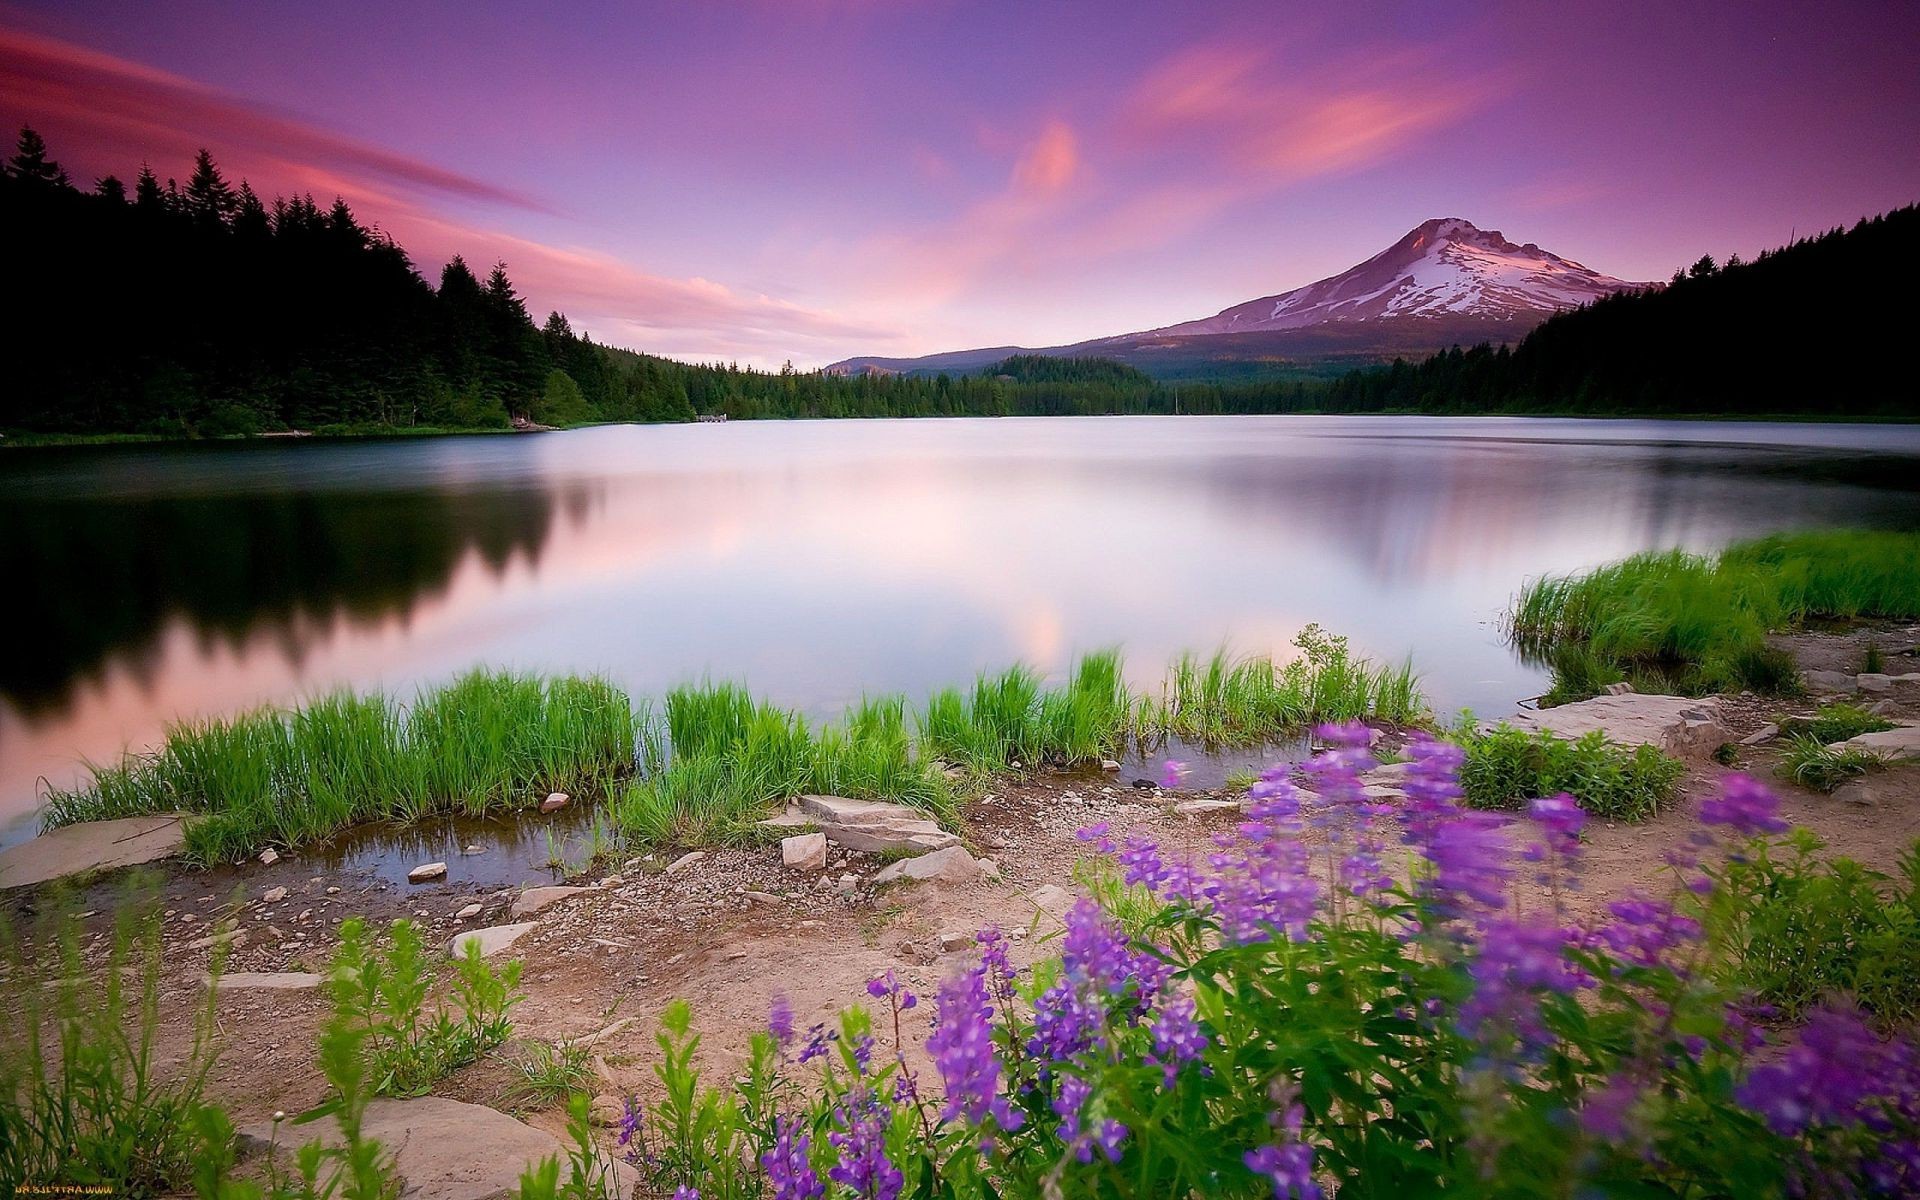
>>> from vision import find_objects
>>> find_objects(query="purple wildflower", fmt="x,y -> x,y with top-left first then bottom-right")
1528,793 -> 1586,856
768,993 -> 795,1050
1244,1104 -> 1321,1199
1737,1006 -> 1907,1135
1052,1075 -> 1127,1163
798,1023 -> 837,1065
1580,1074 -> 1641,1142
927,963 -> 1023,1130
1598,894 -> 1701,969
828,1088 -> 904,1200
761,1116 -> 824,1200
865,970 -> 918,1010
615,1094 -> 645,1164
1160,758 -> 1190,789
1149,993 -> 1208,1083
1697,773 -> 1790,837
1424,811 -> 1513,915
673,1189 -> 700,1200
1459,917 -> 1591,1047
1075,822 -> 1115,853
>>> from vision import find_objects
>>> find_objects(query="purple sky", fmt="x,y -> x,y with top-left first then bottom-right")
3,0 -> 1917,367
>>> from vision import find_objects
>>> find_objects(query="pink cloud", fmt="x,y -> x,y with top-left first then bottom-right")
1012,119 -> 1078,195
0,26 -> 543,210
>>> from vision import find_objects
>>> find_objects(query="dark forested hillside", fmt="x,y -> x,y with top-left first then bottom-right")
3,125 -> 1911,435
1318,204 -> 1918,416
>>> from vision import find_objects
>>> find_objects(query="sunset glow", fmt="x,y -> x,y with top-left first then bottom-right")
4,1 -> 1915,366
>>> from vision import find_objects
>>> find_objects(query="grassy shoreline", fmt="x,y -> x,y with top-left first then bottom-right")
42,630 -> 1422,864
1511,529 -> 1920,703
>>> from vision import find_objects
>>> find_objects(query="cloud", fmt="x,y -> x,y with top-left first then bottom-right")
837,41 -> 1502,318
1012,119 -> 1078,195
0,26 -> 543,210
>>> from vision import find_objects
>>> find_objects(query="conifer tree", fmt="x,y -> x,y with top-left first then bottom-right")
184,149 -> 237,228
8,126 -> 69,188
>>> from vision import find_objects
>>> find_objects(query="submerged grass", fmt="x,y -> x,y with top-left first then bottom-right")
1511,529 -> 1920,702
41,670 -> 638,864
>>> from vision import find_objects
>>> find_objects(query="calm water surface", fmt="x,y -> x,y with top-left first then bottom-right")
5,415 -> 1918,847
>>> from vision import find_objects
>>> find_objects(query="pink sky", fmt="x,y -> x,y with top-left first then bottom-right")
3,0 -> 1916,367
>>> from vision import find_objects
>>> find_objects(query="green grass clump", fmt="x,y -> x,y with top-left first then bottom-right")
1457,724 -> 1685,821
1512,529 -> 1920,699
1140,626 -> 1422,742
1783,700 -> 1898,746
1700,832 -> 1920,1023
615,685 -> 952,849
329,916 -> 524,1098
919,650 -> 1133,775
1781,734 -> 1889,793
41,670 -> 639,864
1,892 -> 224,1195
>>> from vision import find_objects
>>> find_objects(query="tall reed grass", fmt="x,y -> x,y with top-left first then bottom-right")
41,671 -> 638,864
43,631 -> 1426,858
1510,529 -> 1920,702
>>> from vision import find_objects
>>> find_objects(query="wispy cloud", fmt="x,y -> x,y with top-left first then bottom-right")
838,39 -> 1504,318
0,26 -> 545,210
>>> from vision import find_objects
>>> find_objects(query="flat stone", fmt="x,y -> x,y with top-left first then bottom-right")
872,845 -> 982,886
1804,669 -> 1858,693
511,885 -> 586,918
0,814 -> 189,891
793,794 -> 959,854
1173,798 -> 1241,816
455,903 -> 483,920
1834,724 -> 1920,763
1100,759 -> 1121,771
1500,693 -> 1727,758
782,832 -> 828,871
744,889 -> 783,905
262,886 -> 288,904
407,861 -> 448,883
238,1096 -> 637,1200
1361,760 -> 1415,782
213,971 -> 324,991
1028,883 -> 1075,917
938,931 -> 972,952
666,851 -> 706,875
448,923 -> 536,959
1739,723 -> 1780,746
189,928 -> 247,951
1603,682 -> 1637,696
539,792 -> 570,813
258,848 -> 280,865
1858,673 -> 1896,694
1833,779 -> 1884,806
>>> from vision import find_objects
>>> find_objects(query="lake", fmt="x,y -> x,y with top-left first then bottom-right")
5,414 -> 1918,846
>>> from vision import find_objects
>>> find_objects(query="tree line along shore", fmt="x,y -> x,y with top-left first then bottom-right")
3,128 -> 1912,443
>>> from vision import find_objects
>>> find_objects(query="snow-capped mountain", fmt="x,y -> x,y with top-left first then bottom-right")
1125,218 -> 1641,339
827,219 -> 1650,377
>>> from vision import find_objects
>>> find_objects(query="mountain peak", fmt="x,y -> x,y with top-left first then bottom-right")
827,218 -> 1651,376
1131,218 -> 1646,339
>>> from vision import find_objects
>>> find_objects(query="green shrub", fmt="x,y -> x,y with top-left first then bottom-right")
1781,734 -> 1888,793
1458,724 -> 1684,821
1784,700 -> 1897,745
1697,831 -> 1920,1023
328,917 -> 523,1097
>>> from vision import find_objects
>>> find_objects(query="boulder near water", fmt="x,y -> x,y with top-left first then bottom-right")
789,794 -> 960,855
0,814 -> 189,891
1498,693 -> 1727,758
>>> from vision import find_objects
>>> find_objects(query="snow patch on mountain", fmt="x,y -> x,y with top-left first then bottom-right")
1124,218 -> 1647,340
